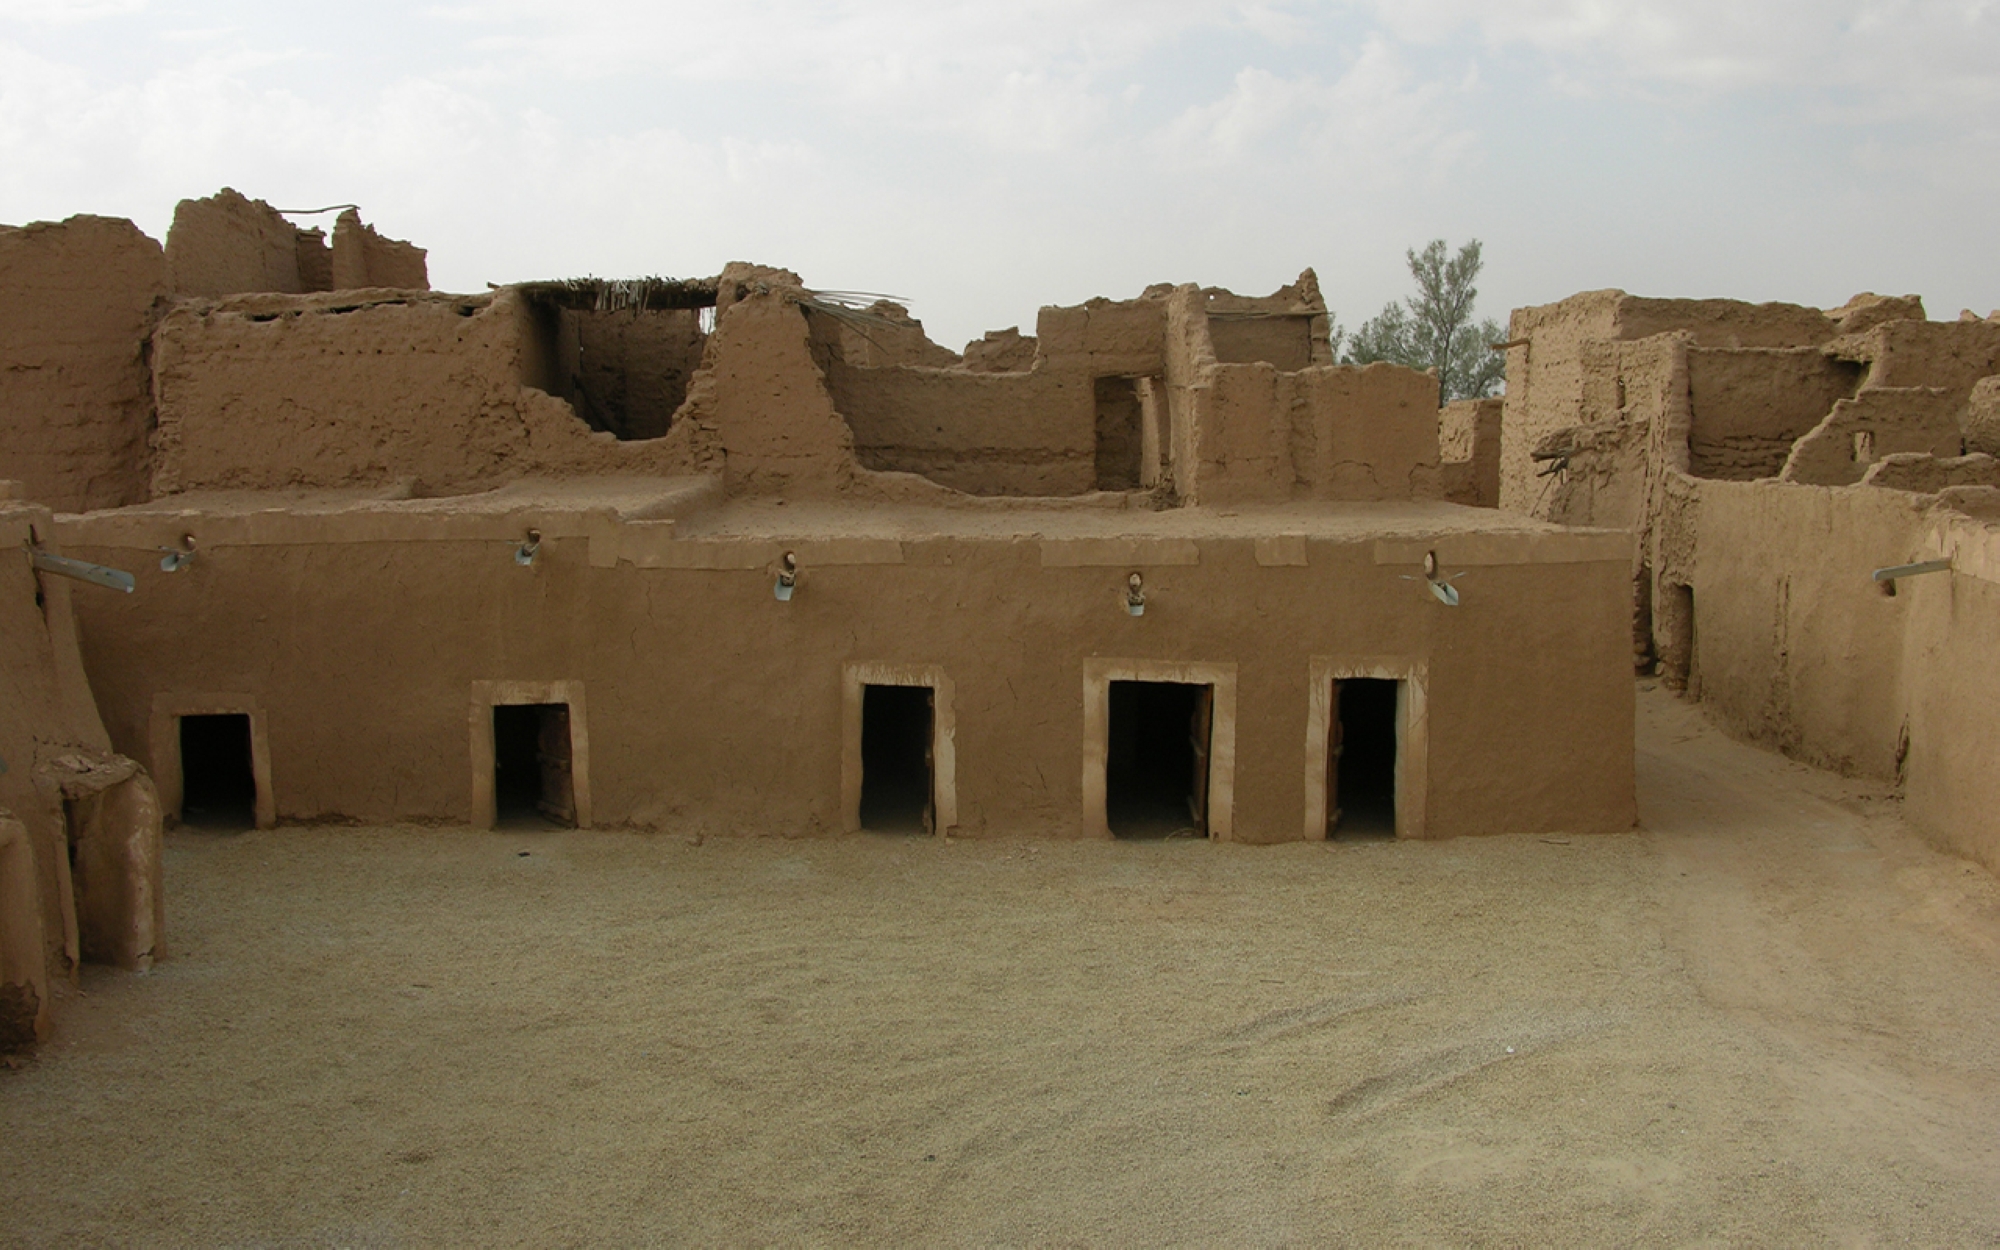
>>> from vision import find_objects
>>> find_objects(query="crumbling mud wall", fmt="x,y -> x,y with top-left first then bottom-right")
0,497 -> 164,1048
537,306 -> 707,442
330,208 -> 428,291
165,188 -> 306,297
58,503 -> 1635,843
830,365 -> 1094,495
1181,362 -> 1441,505
1686,348 -> 1862,480
1500,292 -> 1841,513
166,189 -> 428,297
1439,398 -> 1501,508
0,216 -> 166,512
149,288 -> 712,494
1203,271 -> 1335,371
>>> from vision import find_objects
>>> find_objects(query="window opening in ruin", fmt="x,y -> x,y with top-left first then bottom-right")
178,713 -> 257,830
860,684 -> 934,834
1094,376 -> 1145,491
493,703 -> 576,828
1327,679 -> 1398,839
521,286 -> 714,443
1106,681 -> 1211,838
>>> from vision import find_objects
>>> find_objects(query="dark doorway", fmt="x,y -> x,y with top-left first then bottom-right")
1107,681 -> 1211,838
178,713 -> 256,829
493,703 -> 576,828
861,685 -> 934,834
1093,376 -> 1143,490
1328,679 -> 1397,838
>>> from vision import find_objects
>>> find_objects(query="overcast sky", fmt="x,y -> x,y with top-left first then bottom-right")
2,1 -> 1995,349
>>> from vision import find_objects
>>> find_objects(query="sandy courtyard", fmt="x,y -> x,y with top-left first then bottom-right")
6,685 -> 2000,1245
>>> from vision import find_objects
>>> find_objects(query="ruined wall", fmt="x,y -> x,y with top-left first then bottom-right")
0,498 -> 163,1047
1832,318 -> 2000,399
165,188 -> 306,298
149,289 -> 715,494
1203,270 -> 1333,371
1502,292 -> 1839,512
1181,363 -> 1441,505
1779,388 -> 1961,487
829,365 -> 1094,495
59,511 -> 1635,844
1686,348 -> 1861,480
1035,294 -> 1169,378
1614,297 -> 1835,349
1439,398 -> 1501,508
330,209 -> 428,291
545,308 -> 707,441
0,216 -> 166,513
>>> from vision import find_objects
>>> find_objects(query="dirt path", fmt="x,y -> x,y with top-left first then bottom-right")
6,685 -> 2000,1245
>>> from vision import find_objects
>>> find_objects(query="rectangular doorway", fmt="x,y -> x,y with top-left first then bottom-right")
1326,678 -> 1398,839
1106,680 -> 1212,839
860,684 -> 935,834
178,713 -> 257,830
492,703 -> 576,828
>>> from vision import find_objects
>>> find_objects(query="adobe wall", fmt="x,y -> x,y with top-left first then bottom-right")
0,216 -> 166,512
1181,363 -> 1441,505
1779,388 -> 1962,487
1501,292 -> 1840,512
1,498 -> 164,1047
1203,270 -> 1335,371
149,289 -> 665,493
57,509 -> 1636,844
543,307 -> 707,441
330,209 -> 428,291
1666,478 -> 1928,776
829,365 -> 1094,495
1686,348 -> 1861,480
1439,398 -> 1501,508
1902,502 -> 2000,873
165,188 -> 307,298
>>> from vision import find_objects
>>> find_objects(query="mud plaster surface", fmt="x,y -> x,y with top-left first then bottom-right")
5,687 -> 1999,1244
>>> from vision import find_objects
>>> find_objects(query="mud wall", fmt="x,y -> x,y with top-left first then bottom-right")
0,216 -> 166,512
330,209 -> 428,291
1686,348 -> 1860,480
1502,292 -> 1839,512
149,289 -> 716,494
543,308 -> 706,442
1182,363 -> 1440,505
1,500 -> 164,1044
165,189 -> 307,298
58,515 -> 1635,844
1439,398 -> 1501,508
829,365 -> 1094,495
1901,506 -> 2000,872
1671,479 -> 1928,776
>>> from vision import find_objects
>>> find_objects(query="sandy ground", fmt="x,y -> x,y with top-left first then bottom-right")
6,684 -> 2000,1246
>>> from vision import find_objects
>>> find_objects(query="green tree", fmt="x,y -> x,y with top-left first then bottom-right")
1343,238 -> 1505,403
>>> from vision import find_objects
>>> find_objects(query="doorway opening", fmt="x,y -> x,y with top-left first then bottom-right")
860,684 -> 934,833
1327,679 -> 1398,838
493,703 -> 576,828
178,713 -> 256,830
1107,680 -> 1212,838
